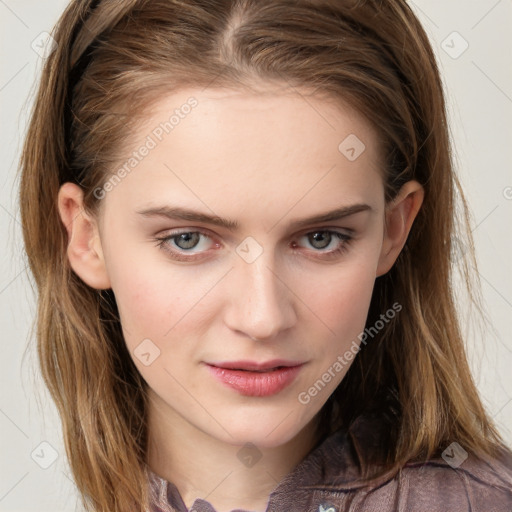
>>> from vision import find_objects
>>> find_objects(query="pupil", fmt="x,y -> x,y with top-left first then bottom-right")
176,232 -> 199,250
310,231 -> 331,249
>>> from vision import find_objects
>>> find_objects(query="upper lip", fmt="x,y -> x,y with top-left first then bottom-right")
206,359 -> 304,371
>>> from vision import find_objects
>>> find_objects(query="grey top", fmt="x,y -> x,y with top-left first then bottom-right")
146,417 -> 512,512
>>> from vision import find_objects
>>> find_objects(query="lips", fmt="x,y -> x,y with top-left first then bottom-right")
204,360 -> 304,397
207,359 -> 303,371
237,367 -> 281,372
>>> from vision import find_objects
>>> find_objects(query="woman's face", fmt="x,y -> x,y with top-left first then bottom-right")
93,85 -> 395,447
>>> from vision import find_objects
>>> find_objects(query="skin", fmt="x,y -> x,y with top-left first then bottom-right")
58,84 -> 424,512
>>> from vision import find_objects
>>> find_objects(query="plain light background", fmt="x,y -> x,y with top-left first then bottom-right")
1,1 -> 511,510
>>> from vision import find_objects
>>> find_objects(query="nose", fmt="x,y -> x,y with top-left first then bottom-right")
224,252 -> 297,341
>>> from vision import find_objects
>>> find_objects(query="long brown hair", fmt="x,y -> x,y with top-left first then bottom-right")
19,0 -> 510,510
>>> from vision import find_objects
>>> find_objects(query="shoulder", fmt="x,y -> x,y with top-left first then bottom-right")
304,420 -> 512,512
357,448 -> 512,511
328,411 -> 512,511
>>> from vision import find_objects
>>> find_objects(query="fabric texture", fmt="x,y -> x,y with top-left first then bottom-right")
146,414 -> 512,512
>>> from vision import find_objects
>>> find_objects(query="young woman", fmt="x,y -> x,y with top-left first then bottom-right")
19,0 -> 512,511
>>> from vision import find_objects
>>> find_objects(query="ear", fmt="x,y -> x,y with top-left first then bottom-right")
376,180 -> 424,277
57,182 -> 111,289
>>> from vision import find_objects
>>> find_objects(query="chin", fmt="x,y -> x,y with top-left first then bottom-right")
213,406 -> 317,448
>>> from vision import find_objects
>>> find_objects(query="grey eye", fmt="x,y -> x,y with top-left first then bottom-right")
173,232 -> 202,250
307,231 -> 333,250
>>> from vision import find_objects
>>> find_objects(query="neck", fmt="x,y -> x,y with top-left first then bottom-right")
146,393 -> 322,512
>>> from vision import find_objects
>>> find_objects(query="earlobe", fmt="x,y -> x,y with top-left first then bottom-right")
57,182 -> 111,290
376,180 -> 424,277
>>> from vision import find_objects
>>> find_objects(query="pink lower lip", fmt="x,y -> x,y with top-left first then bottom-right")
205,363 -> 303,396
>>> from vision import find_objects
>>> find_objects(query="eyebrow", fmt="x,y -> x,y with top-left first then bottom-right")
136,203 -> 374,232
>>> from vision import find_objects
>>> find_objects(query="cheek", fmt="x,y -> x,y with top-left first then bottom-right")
106,251 -> 220,361
301,250 -> 380,342
292,259 -> 378,405
105,249 -> 186,345
313,272 -> 375,353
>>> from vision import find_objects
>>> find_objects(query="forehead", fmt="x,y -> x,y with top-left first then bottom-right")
100,85 -> 385,225
137,84 -> 381,156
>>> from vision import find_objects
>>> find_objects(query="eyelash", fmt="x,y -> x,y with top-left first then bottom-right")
153,228 -> 354,262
